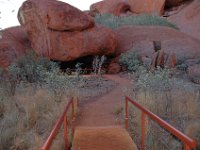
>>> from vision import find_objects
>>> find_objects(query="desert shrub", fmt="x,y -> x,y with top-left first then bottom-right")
119,50 -> 141,72
126,68 -> 200,149
0,51 -> 60,95
45,69 -> 75,102
95,13 -> 178,29
45,69 -> 80,102
8,51 -> 58,84
0,68 -> 19,96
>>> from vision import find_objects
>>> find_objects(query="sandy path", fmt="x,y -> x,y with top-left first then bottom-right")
75,75 -> 131,127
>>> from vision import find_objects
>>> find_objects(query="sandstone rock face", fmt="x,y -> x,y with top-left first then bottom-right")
18,0 -> 94,31
18,0 -> 117,62
107,63 -> 121,74
0,26 -> 31,68
90,0 -> 165,16
128,0 -> 165,15
168,0 -> 200,40
90,0 -> 131,16
151,50 -> 177,69
114,26 -> 200,62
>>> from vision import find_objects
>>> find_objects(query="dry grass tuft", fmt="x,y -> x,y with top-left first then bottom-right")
125,69 -> 200,150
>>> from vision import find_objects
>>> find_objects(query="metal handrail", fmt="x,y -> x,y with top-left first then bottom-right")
41,98 -> 76,150
125,96 -> 197,150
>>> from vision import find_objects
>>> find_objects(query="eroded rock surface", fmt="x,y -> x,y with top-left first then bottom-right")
114,26 -> 200,62
18,0 -> 117,61
0,26 -> 31,68
168,0 -> 200,40
90,0 -> 165,16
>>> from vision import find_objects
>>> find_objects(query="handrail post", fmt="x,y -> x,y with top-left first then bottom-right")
125,97 -> 129,129
141,112 -> 146,150
72,98 -> 75,135
184,144 -> 191,150
64,115 -> 68,150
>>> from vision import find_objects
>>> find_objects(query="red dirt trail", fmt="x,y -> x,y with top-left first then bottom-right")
75,75 -> 131,127
72,75 -> 137,150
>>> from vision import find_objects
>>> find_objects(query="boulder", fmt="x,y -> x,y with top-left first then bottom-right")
156,49 -> 165,68
150,50 -> 176,69
114,26 -> 200,63
90,0 -> 131,16
18,0 -> 94,32
0,26 -> 31,68
90,0 -> 165,16
128,0 -> 165,15
18,0 -> 117,62
168,0 -> 200,40
188,64 -> 200,84
165,52 -> 177,68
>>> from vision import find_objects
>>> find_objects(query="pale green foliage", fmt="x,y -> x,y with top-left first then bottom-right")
136,68 -> 171,91
127,68 -> 200,150
0,51 -> 59,95
45,70 -> 74,102
95,14 -> 179,29
92,55 -> 106,75
75,63 -> 83,79
8,51 -> 58,84
119,50 -> 141,72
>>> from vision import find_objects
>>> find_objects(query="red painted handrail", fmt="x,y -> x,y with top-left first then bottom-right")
41,98 -> 75,150
125,96 -> 197,150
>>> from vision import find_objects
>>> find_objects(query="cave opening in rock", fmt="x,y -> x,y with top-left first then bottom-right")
54,55 -> 113,74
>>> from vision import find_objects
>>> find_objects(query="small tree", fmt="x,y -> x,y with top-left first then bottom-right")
92,55 -> 106,76
75,63 -> 83,79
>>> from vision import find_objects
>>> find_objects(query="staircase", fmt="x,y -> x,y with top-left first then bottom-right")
72,126 -> 138,150
40,75 -> 197,150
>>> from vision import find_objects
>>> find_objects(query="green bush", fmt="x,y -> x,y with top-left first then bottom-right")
45,69 -> 74,102
0,51 -> 59,95
136,68 -> 171,91
95,13 -> 178,29
127,68 -> 200,150
8,51 -> 58,84
119,50 -> 141,72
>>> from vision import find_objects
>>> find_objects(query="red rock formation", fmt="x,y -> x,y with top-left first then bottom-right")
157,49 -> 165,68
168,0 -> 200,40
151,50 -> 177,69
90,0 -> 165,16
151,52 -> 159,68
18,0 -> 117,62
114,26 -> 200,62
90,0 -> 130,16
0,26 -> 31,68
128,0 -> 165,15
18,0 -> 94,32
165,52 -> 177,68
